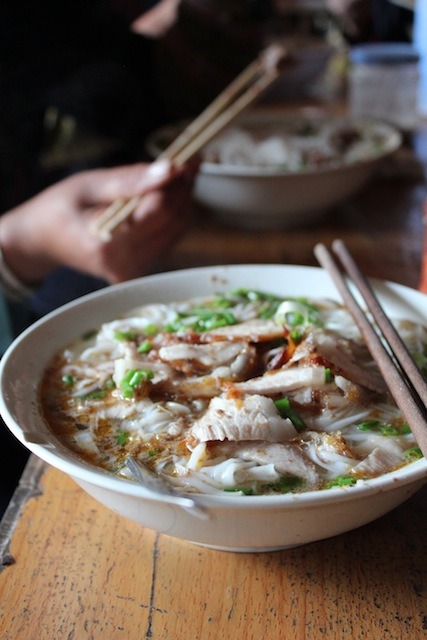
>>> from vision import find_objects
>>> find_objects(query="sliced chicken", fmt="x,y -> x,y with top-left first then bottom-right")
233,365 -> 328,395
174,375 -> 223,399
291,329 -> 387,395
158,340 -> 256,376
190,394 -> 297,443
210,441 -> 320,488
353,446 -> 403,477
202,318 -> 284,342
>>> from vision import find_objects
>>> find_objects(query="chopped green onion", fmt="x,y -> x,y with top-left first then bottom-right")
223,487 -> 254,495
325,475 -> 356,489
61,374 -> 75,387
116,431 -> 129,447
166,310 -> 237,333
230,288 -> 280,303
324,368 -> 334,383
290,329 -> 304,343
265,476 -> 302,493
357,421 -> 412,436
356,420 -> 382,431
144,324 -> 158,336
224,289 -> 282,318
78,389 -> 108,401
286,312 -> 305,326
274,397 -> 306,431
120,368 -> 154,398
208,295 -> 233,309
165,321 -> 181,333
138,340 -> 152,354
114,330 -> 138,341
380,425 -> 399,436
274,300 -> 321,329
398,423 -> 412,435
404,447 -> 423,461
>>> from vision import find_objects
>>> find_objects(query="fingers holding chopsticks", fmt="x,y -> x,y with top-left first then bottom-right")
89,158 -> 200,240
84,160 -> 198,281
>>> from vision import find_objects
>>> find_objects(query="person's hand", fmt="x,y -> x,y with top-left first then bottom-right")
0,159 -> 198,286
131,0 -> 180,37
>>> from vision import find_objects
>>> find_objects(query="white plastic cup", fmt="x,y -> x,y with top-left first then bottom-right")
349,43 -> 420,130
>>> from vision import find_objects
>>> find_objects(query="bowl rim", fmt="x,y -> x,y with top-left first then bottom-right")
1,263 -> 425,510
145,108 -> 402,178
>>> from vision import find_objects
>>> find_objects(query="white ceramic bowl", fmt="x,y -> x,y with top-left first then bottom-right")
1,265 -> 426,552
146,110 -> 402,229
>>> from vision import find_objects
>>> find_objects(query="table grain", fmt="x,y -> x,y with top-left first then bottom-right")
1,458 -> 426,640
1,116 -> 427,640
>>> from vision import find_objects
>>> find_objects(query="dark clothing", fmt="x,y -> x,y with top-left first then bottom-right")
0,1 -> 158,210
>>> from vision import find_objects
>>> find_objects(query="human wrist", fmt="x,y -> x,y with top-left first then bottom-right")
0,209 -> 58,298
0,243 -> 37,301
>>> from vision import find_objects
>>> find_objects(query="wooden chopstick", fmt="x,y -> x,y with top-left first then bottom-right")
164,44 -> 287,166
93,43 -> 289,240
170,63 -> 283,167
159,55 -> 265,163
314,239 -> 427,459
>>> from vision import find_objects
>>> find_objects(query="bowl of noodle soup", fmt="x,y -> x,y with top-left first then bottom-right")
146,109 -> 402,230
1,264 -> 426,552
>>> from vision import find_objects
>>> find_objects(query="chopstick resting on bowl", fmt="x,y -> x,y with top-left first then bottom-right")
314,239 -> 427,459
93,43 -> 290,240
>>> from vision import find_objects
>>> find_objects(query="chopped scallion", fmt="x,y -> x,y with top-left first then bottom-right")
116,431 -> 129,447
78,389 -> 108,401
114,330 -> 138,341
120,368 -> 154,398
324,368 -> 334,383
274,397 -> 306,431
144,324 -> 158,336
223,487 -> 254,495
403,447 -> 423,461
265,476 -> 302,493
138,340 -> 152,354
61,374 -> 75,387
357,420 -> 382,431
325,475 -> 356,489
357,421 -> 412,436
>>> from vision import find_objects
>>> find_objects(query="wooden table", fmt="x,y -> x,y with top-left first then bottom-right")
1,121 -> 427,640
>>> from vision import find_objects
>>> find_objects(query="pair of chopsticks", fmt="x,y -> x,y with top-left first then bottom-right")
93,43 -> 289,240
315,239 -> 427,459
